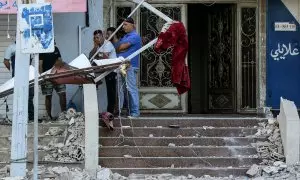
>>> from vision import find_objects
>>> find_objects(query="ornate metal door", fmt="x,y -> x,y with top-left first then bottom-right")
139,5 -> 187,113
208,5 -> 236,112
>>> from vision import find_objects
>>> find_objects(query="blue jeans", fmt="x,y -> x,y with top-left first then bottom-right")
117,67 -> 140,116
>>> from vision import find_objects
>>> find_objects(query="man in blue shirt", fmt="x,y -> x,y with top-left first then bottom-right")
116,17 -> 142,117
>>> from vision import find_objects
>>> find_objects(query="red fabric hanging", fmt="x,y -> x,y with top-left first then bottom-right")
154,22 -> 190,95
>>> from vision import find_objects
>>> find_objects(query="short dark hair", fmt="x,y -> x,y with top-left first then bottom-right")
107,27 -> 116,32
124,17 -> 134,24
93,30 -> 103,36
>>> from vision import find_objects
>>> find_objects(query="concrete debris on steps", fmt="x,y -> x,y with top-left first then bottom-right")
0,166 -> 116,180
99,116 -> 268,177
42,111 -> 85,162
245,117 -> 292,179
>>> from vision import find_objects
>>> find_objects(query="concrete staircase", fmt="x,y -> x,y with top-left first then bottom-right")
99,116 -> 267,177
0,122 -> 83,170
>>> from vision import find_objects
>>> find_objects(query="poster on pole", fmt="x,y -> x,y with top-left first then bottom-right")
19,3 -> 54,53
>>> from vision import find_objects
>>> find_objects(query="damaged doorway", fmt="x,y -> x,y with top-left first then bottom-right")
188,4 -> 236,114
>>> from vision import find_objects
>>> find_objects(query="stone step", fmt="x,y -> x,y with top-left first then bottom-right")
99,127 -> 258,137
0,136 -> 64,149
0,150 -> 52,162
0,123 -> 68,136
99,146 -> 257,157
99,157 -> 261,168
0,161 -> 83,170
112,117 -> 267,127
99,137 -> 266,146
110,167 -> 250,177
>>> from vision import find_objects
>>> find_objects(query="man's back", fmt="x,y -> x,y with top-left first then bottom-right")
39,46 -> 61,72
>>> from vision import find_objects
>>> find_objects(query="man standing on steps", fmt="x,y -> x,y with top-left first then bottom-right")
89,29 -> 117,114
3,41 -> 34,122
116,17 -> 142,118
39,43 -> 66,120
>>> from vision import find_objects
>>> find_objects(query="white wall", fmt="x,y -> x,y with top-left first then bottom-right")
281,0 -> 300,24
52,13 -> 85,117
51,0 -> 104,116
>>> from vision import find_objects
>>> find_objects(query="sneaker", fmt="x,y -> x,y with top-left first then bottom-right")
127,114 -> 139,119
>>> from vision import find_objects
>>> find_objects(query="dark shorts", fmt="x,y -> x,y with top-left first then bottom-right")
41,81 -> 66,96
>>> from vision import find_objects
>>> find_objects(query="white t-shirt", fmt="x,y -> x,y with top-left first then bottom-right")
4,43 -> 16,60
99,40 -> 117,59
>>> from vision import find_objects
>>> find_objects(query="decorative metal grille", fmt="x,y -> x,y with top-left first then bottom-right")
241,8 -> 257,109
140,7 -> 181,87
115,7 -> 132,38
116,7 -> 132,26
208,5 -> 234,110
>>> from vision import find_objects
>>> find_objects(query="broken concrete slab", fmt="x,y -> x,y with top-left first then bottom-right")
246,164 -> 261,177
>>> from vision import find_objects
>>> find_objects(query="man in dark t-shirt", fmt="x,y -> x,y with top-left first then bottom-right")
39,46 -> 66,119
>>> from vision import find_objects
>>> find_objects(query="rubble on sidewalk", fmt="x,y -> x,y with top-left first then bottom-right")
1,166 -> 121,180
42,111 -> 85,162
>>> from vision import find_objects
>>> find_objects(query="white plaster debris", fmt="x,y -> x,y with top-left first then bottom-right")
246,164 -> 261,177
45,127 -> 64,136
250,118 -> 285,164
168,143 -> 176,147
1,166 -> 117,180
42,112 -> 85,162
243,117 -> 300,179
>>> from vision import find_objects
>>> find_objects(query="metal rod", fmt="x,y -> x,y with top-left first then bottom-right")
94,38 -> 158,83
131,0 -> 173,22
127,38 -> 157,60
89,0 -> 146,62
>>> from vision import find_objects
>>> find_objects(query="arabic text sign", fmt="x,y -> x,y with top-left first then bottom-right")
19,3 -> 54,53
270,43 -> 299,61
274,22 -> 297,31
0,0 -> 86,13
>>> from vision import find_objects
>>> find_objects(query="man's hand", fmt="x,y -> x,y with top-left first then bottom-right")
54,57 -> 64,68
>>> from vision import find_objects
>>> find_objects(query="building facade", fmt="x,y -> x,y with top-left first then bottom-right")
2,0 -> 300,117
103,0 -> 267,114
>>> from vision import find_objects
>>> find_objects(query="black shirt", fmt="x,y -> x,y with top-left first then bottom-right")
39,46 -> 61,72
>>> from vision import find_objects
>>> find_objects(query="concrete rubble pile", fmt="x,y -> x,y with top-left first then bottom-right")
251,118 -> 285,165
245,117 -> 300,179
41,111 -> 85,162
0,166 -> 125,180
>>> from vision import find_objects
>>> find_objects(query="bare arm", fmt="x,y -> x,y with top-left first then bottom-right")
54,57 -> 64,67
39,60 -> 43,74
116,42 -> 130,53
3,59 -> 10,70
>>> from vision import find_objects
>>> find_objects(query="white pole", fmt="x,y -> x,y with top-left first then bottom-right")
84,84 -> 99,178
132,0 -> 173,22
33,1 -> 44,180
33,54 -> 39,180
10,0 -> 30,177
